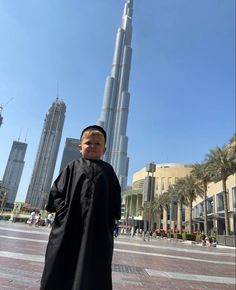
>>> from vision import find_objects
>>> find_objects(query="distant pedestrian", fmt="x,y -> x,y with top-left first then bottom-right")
40,125 -> 121,290
28,209 -> 36,225
211,237 -> 217,247
131,226 -> 134,237
113,224 -> 119,237
205,236 -> 211,246
46,213 -> 54,227
143,230 -> 150,241
35,213 -> 41,226
201,232 -> 206,246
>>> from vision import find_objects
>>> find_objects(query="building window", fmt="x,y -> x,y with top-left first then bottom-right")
207,197 -> 213,214
155,178 -> 158,191
216,192 -> 224,212
195,204 -> 199,217
232,187 -> 236,210
192,206 -> 197,218
200,202 -> 204,217
161,178 -> 165,191
168,177 -> 172,188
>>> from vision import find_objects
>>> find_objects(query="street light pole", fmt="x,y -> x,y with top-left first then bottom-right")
144,162 -> 156,232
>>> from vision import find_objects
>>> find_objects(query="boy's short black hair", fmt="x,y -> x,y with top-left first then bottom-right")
80,125 -> 107,143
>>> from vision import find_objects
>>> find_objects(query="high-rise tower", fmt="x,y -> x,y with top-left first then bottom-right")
2,140 -> 27,210
25,98 -> 66,209
59,137 -> 81,173
97,0 -> 133,190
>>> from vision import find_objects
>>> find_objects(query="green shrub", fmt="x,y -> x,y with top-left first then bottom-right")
3,215 -> 11,220
177,233 -> 182,239
186,234 -> 196,241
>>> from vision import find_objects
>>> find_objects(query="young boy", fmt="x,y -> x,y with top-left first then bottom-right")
40,125 -> 121,290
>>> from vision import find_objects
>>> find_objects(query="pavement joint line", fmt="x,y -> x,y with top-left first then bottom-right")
1,246 -> 235,267
1,231 -> 235,260
0,251 -> 44,262
112,279 -> 143,286
0,272 -> 41,285
114,248 -> 236,265
0,260 -> 235,286
0,235 -> 47,243
115,240 -> 236,257
0,226 -> 50,236
112,264 -> 147,275
0,265 -> 42,277
145,269 -> 236,285
1,224 -> 235,251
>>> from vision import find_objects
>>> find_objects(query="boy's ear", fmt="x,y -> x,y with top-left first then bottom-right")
78,144 -> 82,152
101,147 -> 106,156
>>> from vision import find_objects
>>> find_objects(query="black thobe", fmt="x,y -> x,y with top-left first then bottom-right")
40,158 -> 121,290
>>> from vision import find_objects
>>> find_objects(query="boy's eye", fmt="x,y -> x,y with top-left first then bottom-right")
83,140 -> 102,146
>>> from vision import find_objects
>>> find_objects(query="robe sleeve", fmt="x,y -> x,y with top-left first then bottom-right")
111,171 -> 121,221
45,165 -> 71,212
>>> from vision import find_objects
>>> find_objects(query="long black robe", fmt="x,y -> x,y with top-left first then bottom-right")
40,158 -> 121,290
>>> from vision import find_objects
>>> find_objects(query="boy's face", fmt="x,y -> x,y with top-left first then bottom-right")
79,133 -> 106,160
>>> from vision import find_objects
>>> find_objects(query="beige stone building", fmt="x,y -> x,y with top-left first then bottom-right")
122,164 -> 236,235
192,173 -> 236,235
122,163 -> 193,231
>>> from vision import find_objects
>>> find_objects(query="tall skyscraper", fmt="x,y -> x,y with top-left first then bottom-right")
59,137 -> 81,173
2,140 -> 27,210
97,0 -> 133,190
25,98 -> 66,209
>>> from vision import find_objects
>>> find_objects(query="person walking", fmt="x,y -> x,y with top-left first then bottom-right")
28,209 -> 36,225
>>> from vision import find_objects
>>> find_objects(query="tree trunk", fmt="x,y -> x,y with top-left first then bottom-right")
222,179 -> 230,235
189,194 -> 193,234
177,201 -> 183,233
169,202 -> 174,230
203,184 -> 208,235
163,206 -> 168,231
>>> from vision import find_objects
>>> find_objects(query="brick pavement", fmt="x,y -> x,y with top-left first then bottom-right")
0,221 -> 235,290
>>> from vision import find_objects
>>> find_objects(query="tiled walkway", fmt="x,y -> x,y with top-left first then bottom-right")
0,221 -> 235,289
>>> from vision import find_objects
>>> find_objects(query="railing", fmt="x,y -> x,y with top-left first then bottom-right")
216,235 -> 236,247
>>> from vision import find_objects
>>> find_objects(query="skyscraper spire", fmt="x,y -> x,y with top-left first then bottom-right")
97,0 -> 133,190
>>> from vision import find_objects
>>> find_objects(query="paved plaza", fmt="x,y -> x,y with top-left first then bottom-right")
0,220 -> 235,290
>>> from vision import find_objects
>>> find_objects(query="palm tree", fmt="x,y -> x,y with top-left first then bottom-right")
166,185 -> 178,230
206,146 -> 236,235
191,163 -> 212,235
174,179 -> 188,234
227,134 -> 236,160
153,191 -> 171,231
176,175 -> 203,234
152,196 -> 161,230
228,134 -> 236,146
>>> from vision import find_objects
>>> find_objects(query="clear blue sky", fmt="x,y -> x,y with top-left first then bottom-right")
0,0 -> 235,202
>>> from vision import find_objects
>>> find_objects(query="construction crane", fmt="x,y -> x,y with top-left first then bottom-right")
0,97 -> 14,128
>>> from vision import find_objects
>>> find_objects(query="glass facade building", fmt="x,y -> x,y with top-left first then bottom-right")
25,98 -> 66,209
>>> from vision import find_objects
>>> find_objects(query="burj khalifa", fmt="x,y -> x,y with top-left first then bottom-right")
97,0 -> 133,190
